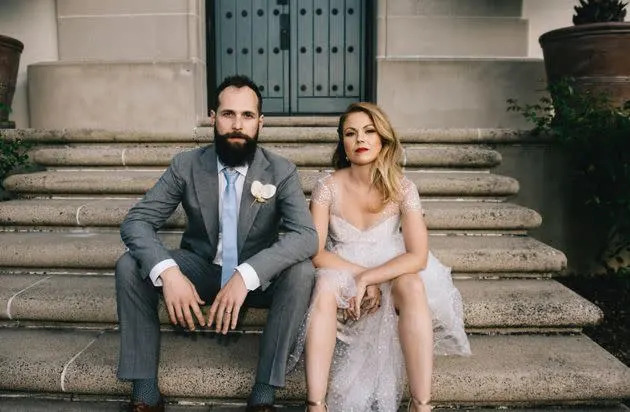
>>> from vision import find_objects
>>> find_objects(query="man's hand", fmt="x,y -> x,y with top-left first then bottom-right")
207,271 -> 248,334
161,266 -> 205,331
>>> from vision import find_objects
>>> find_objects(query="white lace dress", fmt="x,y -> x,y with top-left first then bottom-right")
290,174 -> 470,412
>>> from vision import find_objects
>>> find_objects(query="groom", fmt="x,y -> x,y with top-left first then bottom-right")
115,75 -> 318,412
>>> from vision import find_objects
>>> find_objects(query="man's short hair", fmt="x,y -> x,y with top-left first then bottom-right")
215,75 -> 263,114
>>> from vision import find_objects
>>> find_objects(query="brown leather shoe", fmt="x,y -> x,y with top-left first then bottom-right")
125,397 -> 165,412
245,404 -> 277,412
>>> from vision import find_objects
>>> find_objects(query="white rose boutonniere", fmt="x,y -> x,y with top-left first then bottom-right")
251,180 -> 276,204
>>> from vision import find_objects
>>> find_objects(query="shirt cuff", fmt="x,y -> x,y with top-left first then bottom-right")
236,262 -> 260,291
149,259 -> 178,287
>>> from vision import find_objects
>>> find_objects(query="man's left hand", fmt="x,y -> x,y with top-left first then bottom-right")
207,271 -> 248,334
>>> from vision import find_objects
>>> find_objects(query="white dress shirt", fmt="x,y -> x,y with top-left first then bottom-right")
148,159 -> 261,290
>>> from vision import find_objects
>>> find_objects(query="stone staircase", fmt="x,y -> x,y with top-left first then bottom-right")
1,120 -> 629,410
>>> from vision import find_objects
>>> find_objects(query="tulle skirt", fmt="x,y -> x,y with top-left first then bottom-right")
289,252 -> 471,411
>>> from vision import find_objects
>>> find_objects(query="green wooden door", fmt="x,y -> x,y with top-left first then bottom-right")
213,0 -> 368,114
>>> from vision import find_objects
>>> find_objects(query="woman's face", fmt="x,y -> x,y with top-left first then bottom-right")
342,111 -> 383,166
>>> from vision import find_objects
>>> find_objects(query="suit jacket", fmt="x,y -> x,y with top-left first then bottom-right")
120,145 -> 318,290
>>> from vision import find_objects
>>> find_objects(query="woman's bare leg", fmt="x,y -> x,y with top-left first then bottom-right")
392,274 -> 433,411
305,282 -> 338,411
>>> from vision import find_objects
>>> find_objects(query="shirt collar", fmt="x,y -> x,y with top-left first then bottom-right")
217,158 -> 249,177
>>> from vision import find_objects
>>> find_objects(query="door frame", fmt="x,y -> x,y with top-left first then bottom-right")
205,0 -> 377,115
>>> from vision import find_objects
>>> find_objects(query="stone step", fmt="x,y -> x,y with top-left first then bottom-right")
0,231 -> 566,274
0,128 -> 538,144
1,329 -> 628,404
0,275 -> 601,330
0,199 -> 542,231
28,144 -> 501,168
386,1 -> 524,18
385,16 -> 527,57
201,115 -> 339,127
3,170 -> 519,197
1,398 -> 628,412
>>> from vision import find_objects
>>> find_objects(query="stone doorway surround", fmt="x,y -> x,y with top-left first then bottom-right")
28,0 -> 208,133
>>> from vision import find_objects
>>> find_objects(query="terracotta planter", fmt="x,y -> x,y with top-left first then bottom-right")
0,35 -> 24,129
539,22 -> 630,106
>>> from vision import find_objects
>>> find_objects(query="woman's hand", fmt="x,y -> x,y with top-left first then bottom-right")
362,284 -> 381,315
348,277 -> 367,320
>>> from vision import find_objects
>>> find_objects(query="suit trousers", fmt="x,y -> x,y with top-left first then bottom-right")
115,248 -> 314,387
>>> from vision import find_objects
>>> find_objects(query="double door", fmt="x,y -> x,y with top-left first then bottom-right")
213,0 -> 368,114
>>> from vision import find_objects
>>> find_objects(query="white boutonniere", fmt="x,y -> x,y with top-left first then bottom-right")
251,180 -> 276,204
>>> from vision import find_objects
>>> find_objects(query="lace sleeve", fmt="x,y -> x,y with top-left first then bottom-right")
311,175 -> 333,207
401,177 -> 424,215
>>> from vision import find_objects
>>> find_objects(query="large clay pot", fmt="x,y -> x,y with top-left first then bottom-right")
0,35 -> 24,129
539,23 -> 630,106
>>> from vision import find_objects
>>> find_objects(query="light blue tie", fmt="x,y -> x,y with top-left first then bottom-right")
221,168 -> 239,287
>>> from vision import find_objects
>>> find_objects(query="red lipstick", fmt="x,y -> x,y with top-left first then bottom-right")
355,148 -> 368,153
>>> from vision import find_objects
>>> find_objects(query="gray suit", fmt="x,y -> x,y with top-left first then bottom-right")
115,145 -> 318,387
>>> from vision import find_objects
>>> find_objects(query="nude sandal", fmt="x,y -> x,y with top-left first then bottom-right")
408,396 -> 433,411
305,399 -> 328,411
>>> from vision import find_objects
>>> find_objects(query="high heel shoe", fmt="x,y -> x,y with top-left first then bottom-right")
407,396 -> 433,411
305,399 -> 327,411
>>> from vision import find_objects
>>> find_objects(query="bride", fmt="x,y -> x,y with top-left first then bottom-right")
300,103 -> 470,411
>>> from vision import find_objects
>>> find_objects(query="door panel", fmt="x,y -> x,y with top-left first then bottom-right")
215,0 -> 289,112
291,0 -> 365,113
213,0 -> 366,114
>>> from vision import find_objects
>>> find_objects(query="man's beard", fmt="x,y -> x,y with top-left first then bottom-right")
214,127 -> 259,167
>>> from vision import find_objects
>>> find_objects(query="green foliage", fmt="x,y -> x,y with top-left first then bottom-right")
573,0 -> 627,25
0,102 -> 31,182
0,136 -> 30,179
508,79 -> 630,274
0,102 -> 10,116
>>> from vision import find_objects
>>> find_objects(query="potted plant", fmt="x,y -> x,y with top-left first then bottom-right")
0,34 -> 24,129
539,0 -> 630,106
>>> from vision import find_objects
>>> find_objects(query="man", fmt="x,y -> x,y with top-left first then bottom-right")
115,75 -> 318,412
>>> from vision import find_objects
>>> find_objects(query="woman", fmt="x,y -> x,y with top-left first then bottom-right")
300,103 -> 470,411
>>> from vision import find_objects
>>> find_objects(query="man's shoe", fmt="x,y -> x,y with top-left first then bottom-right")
125,397 -> 165,412
245,404 -> 277,412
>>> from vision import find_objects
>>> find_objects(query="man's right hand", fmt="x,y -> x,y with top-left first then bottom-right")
160,266 -> 205,330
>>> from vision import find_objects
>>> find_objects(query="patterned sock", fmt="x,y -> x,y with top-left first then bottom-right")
248,382 -> 276,406
132,378 -> 160,405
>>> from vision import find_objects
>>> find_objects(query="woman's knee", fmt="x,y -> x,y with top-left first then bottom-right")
392,274 -> 427,304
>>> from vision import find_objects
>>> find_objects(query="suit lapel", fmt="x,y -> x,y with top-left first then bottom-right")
238,148 -> 271,253
193,147 -> 220,253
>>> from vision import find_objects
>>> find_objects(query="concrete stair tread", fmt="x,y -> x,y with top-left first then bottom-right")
3,170 -> 519,197
1,128 -> 540,143
1,328 -> 629,402
200,115 -> 339,127
0,231 -> 566,273
1,398 -> 628,412
0,198 -> 542,230
387,2 -> 524,18
0,275 -> 601,329
28,143 -> 501,168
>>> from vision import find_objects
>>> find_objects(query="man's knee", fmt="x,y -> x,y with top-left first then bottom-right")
115,252 -> 142,289
279,259 -> 316,292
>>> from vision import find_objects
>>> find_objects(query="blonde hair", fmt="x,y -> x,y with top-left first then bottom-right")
333,102 -> 404,207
